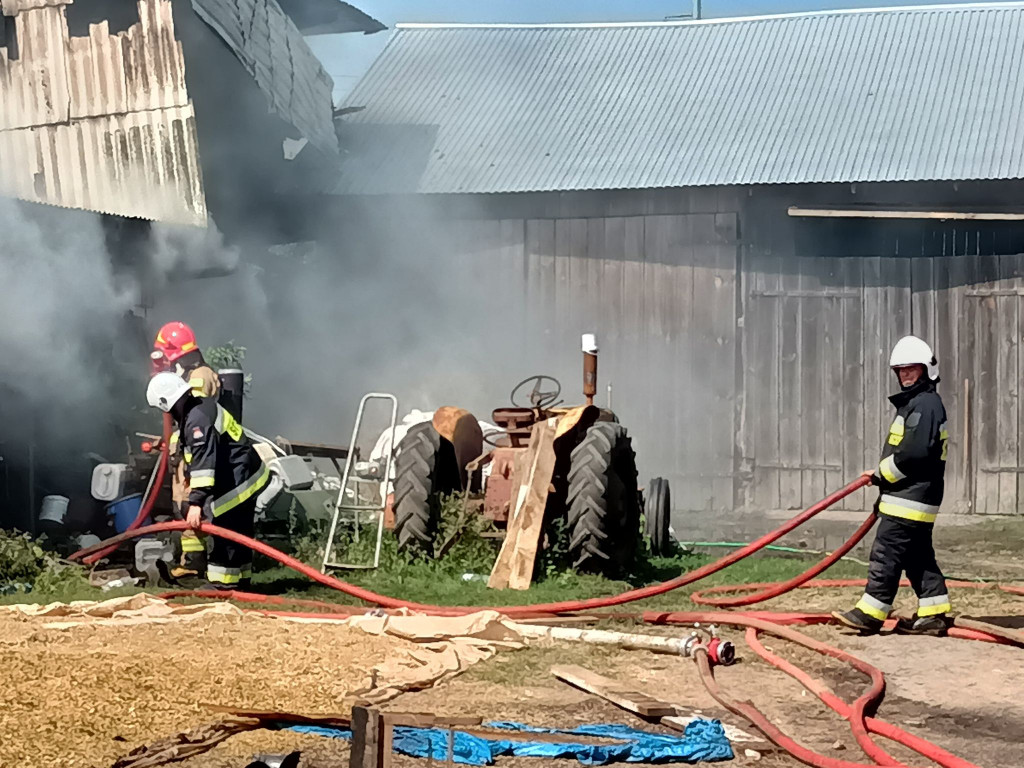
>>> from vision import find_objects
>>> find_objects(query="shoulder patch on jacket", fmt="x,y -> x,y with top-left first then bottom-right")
906,412 -> 922,428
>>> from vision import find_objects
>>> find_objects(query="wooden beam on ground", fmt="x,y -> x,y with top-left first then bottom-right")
201,704 -> 351,727
788,206 -> 1024,221
112,719 -> 260,768
552,665 -> 678,718
488,417 -> 558,590
551,665 -> 764,745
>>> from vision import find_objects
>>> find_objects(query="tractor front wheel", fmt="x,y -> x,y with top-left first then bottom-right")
392,423 -> 460,555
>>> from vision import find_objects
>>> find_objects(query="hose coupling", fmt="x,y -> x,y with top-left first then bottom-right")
706,637 -> 736,666
681,634 -> 703,657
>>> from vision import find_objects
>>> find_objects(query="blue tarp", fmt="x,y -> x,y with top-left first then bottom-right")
289,719 -> 733,765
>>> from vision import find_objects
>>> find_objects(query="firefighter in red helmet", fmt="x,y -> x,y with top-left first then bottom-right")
151,322 -> 220,580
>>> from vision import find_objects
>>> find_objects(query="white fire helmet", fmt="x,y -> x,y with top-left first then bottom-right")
889,335 -> 939,381
147,372 -> 192,413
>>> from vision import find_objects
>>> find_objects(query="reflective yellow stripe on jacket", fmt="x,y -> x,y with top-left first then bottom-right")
887,416 -> 905,446
212,463 -> 270,517
214,405 -> 244,442
878,455 -> 907,484
878,494 -> 939,524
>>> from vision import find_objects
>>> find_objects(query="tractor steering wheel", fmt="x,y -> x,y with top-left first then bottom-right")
511,375 -> 562,410
483,429 -> 509,448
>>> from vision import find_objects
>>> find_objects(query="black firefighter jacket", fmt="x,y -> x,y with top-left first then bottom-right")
873,379 -> 948,524
181,398 -> 268,517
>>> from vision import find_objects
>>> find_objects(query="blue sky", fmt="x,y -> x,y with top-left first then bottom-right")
307,0 -> 980,100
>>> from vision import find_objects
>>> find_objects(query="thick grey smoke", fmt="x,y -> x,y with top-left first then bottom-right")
148,219 -> 241,279
145,196 -> 566,448
0,198 -> 254,524
0,199 -> 135,406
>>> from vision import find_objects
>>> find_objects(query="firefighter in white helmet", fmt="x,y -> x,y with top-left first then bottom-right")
834,335 -> 951,635
147,372 -> 269,589
151,321 -> 221,581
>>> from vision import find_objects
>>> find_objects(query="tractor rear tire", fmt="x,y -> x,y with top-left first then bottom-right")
644,477 -> 672,556
567,422 -> 640,574
392,422 -> 459,555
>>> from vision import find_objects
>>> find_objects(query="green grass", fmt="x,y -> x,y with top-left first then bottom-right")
250,536 -> 866,613
0,495 -> 867,609
0,547 -> 863,609
0,582 -> 152,605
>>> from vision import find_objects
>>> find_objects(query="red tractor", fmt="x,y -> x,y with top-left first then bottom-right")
390,342 -> 671,575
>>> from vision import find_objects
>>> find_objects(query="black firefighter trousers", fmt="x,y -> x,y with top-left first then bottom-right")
855,514 -> 951,621
206,497 -> 256,587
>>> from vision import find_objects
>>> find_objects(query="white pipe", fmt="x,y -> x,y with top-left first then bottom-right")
507,622 -> 694,655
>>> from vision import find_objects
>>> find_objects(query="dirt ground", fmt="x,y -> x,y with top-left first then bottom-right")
2,520 -> 1023,768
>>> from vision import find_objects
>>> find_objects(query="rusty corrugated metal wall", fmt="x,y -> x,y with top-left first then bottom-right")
0,0 -> 206,225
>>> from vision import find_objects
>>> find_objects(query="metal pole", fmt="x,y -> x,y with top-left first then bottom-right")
322,396 -> 366,572
372,396 -> 399,568
693,0 -> 702,20
582,333 -> 598,406
27,442 -> 36,536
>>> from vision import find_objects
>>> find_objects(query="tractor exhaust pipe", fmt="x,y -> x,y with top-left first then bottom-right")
582,333 -> 598,406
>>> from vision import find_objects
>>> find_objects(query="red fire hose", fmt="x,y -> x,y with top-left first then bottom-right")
695,649 -> 889,768
72,476 -> 874,615
693,577 -> 1024,608
68,474 -> 1013,768
688,512 -> 880,607
744,627 -> 979,768
83,414 -> 172,566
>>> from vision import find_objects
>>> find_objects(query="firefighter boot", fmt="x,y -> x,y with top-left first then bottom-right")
172,531 -> 207,577
895,614 -> 950,637
832,607 -> 883,635
168,550 -> 207,588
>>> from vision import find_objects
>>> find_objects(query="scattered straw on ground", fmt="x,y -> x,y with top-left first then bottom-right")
0,611 -> 415,768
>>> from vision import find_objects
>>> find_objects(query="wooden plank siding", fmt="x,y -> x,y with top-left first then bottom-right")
423,195 -> 1024,515
740,216 -> 1024,515
443,213 -> 740,511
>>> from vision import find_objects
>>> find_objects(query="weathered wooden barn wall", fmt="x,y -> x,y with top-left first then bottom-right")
739,185 -> 1024,516
334,181 -> 1024,515
436,202 -> 740,512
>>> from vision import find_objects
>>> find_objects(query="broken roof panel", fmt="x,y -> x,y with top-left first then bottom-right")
336,4 -> 1024,194
276,0 -> 385,36
0,0 -> 207,225
0,105 -> 207,225
191,0 -> 339,154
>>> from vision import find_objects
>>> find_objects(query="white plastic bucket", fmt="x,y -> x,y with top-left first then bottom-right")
91,463 -> 128,502
39,495 -> 69,525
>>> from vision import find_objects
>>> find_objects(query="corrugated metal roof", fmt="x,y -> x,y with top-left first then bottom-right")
0,0 -> 207,225
0,106 -> 206,224
0,4 -> 70,130
67,0 -> 191,119
191,0 -> 339,154
276,0 -> 385,36
336,4 -> 1024,194
1,0 -> 68,14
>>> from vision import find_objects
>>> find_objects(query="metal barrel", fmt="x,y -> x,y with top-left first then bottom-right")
218,368 -> 244,421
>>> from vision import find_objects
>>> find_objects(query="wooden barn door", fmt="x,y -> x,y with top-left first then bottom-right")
920,253 -> 1024,516
739,254 -> 913,512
